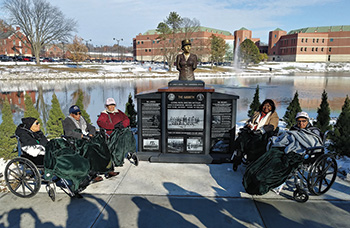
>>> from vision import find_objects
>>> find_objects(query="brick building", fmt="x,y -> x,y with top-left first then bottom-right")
0,27 -> 32,57
133,26 -> 235,62
268,25 -> 350,62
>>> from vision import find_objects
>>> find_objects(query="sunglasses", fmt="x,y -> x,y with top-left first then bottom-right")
35,122 -> 40,125
297,120 -> 307,123
73,112 -> 81,115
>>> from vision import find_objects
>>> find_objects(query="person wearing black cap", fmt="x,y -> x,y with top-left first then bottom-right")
62,105 -> 96,139
15,117 -> 48,165
176,39 -> 198,80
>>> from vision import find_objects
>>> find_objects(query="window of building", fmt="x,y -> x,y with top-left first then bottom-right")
145,49 -> 147,52
149,49 -> 151,52
169,40 -> 171,43
274,34 -> 276,38
313,38 -> 315,43
305,38 -> 308,43
13,40 -> 16,45
312,47 -> 314,52
321,47 -> 324,52
25,48 -> 27,53
153,40 -> 155,44
329,47 -> 332,52
316,39 -> 319,43
304,47 -> 307,51
301,38 -> 304,43
274,43 -> 276,47
141,41 -> 144,44
316,47 -> 318,52
4,40 -> 6,45
300,47 -> 303,51
137,41 -> 140,44
330,38 -> 334,42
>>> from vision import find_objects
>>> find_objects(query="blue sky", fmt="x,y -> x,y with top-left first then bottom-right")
1,0 -> 349,46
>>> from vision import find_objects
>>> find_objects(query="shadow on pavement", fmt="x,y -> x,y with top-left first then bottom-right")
132,196 -> 197,228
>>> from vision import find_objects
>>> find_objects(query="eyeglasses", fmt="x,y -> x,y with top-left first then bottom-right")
73,112 -> 81,115
297,120 -> 308,123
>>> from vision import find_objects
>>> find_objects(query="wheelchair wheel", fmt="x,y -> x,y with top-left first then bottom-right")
293,188 -> 309,203
4,157 -> 41,198
307,154 -> 337,196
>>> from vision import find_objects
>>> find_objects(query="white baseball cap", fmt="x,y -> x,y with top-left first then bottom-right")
105,98 -> 116,106
295,111 -> 309,120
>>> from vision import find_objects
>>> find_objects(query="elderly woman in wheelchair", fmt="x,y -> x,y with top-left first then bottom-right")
243,111 -> 338,202
4,117 -> 92,201
231,99 -> 279,171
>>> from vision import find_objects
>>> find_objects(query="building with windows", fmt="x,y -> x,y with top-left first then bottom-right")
0,26 -> 32,57
268,25 -> 350,62
133,26 -> 235,62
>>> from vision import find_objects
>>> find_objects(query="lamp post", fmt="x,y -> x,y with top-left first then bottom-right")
113,38 -> 123,61
84,39 -> 92,52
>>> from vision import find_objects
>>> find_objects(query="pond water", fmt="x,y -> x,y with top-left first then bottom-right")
1,72 -> 350,128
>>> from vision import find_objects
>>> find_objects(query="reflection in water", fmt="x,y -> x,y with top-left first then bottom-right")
1,75 -> 350,126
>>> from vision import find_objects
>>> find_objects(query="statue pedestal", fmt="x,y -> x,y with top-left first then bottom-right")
136,80 -> 239,163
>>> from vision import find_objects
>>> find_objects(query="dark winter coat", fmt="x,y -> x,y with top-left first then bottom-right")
15,124 -> 48,147
97,109 -> 130,135
62,116 -> 96,139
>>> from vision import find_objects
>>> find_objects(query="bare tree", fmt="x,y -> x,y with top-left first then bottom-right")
67,35 -> 88,64
3,0 -> 77,64
181,17 -> 200,40
156,13 -> 201,71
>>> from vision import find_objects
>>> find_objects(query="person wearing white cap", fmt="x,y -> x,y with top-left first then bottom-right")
290,111 -> 321,136
97,98 -> 130,135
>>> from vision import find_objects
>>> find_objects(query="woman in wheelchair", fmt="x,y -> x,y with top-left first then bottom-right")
232,99 -> 279,171
97,97 -> 130,135
15,117 -> 47,166
243,111 -> 325,196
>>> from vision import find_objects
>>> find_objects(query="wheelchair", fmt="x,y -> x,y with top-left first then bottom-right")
274,131 -> 338,203
4,135 -> 88,201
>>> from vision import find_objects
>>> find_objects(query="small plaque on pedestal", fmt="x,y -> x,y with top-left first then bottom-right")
168,80 -> 205,87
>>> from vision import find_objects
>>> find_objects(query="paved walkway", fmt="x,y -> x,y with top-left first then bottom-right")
0,161 -> 350,228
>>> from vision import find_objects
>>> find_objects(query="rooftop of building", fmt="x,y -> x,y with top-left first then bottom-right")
288,25 -> 350,34
142,26 -> 232,36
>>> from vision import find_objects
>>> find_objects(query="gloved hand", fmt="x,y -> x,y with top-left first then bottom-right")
82,135 -> 91,140
114,122 -> 124,130
253,130 -> 262,135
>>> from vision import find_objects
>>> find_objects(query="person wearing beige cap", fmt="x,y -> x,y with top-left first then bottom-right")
97,98 -> 130,135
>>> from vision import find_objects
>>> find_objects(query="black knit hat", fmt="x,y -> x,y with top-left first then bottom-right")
21,117 -> 37,130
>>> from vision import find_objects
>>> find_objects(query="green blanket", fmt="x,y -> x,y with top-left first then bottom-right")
107,128 -> 136,167
44,138 -> 90,191
75,132 -> 113,174
243,148 -> 303,195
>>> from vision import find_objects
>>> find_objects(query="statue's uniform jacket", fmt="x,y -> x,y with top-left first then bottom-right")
176,53 -> 197,80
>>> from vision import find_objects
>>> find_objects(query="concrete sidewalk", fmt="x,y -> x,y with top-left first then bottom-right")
0,161 -> 350,227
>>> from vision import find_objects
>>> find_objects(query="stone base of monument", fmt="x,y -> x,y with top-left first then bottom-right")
136,80 -> 239,164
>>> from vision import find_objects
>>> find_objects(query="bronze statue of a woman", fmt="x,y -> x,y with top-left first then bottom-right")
176,39 -> 198,80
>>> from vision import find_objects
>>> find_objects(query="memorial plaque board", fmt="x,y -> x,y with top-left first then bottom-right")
211,99 -> 234,153
166,92 -> 206,154
140,99 -> 161,152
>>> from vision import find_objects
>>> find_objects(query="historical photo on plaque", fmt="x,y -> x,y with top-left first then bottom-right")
143,139 -> 159,150
168,109 -> 204,130
167,137 -> 184,153
187,137 -> 203,152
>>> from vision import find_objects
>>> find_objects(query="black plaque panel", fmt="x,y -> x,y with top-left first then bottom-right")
211,99 -> 233,153
140,99 -> 161,152
166,92 -> 206,154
